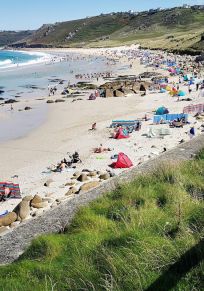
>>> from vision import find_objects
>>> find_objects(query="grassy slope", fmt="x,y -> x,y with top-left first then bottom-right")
0,31 -> 33,46
0,153 -> 203,290
19,8 -> 204,52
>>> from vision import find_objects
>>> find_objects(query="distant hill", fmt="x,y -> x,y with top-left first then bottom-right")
8,7 -> 204,53
0,30 -> 33,46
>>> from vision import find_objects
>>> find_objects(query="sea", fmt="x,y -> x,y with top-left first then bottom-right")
0,50 -> 49,69
0,49 -> 114,142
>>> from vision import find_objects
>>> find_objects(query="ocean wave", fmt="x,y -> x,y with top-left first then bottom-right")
0,59 -> 13,66
0,51 -> 52,70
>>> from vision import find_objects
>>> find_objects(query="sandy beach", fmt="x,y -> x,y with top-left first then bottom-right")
0,46 -> 203,230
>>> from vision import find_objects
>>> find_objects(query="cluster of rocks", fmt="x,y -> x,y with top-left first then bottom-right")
99,80 -> 151,97
0,194 -> 51,235
63,170 -> 114,196
0,170 -> 113,236
47,99 -> 65,104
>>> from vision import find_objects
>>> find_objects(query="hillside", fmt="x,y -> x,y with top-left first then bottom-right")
0,151 -> 203,290
0,30 -> 33,46
10,7 -> 204,53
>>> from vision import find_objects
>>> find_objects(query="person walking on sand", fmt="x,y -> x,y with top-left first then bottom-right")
189,126 -> 195,139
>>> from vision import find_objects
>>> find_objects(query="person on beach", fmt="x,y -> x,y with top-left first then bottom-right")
189,126 -> 195,139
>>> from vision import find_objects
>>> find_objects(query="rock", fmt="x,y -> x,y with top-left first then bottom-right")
88,171 -> 97,177
77,174 -> 89,182
31,202 -> 49,209
4,99 -> 18,104
140,84 -> 146,92
65,182 -> 76,186
0,226 -> 10,235
10,221 -> 21,228
55,99 -> 65,103
31,194 -> 42,205
47,100 -> 54,104
123,89 -> 134,95
82,169 -> 91,173
80,181 -> 100,192
99,173 -> 110,180
22,195 -> 33,201
24,106 -> 32,110
105,89 -> 114,98
97,171 -> 107,176
73,171 -> 81,177
0,212 -> 17,227
14,200 -> 30,221
132,84 -> 139,93
65,187 -> 78,196
44,179 -> 53,187
114,90 -> 124,97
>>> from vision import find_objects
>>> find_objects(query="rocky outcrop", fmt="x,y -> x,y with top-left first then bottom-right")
0,212 -> 17,227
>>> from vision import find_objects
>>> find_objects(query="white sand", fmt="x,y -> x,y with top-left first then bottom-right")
0,46 -> 203,220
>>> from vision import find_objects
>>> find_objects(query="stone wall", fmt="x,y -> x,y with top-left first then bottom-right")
0,134 -> 204,265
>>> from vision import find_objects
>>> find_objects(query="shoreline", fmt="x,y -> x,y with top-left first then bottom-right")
0,45 -> 203,236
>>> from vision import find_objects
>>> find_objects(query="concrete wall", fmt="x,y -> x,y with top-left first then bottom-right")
0,134 -> 204,265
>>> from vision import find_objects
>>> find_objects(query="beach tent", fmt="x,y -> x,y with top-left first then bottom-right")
160,88 -> 166,93
110,153 -> 133,169
178,90 -> 186,97
114,128 -> 129,139
166,86 -> 172,91
156,106 -> 169,115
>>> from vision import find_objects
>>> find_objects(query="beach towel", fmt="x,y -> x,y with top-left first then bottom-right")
0,182 -> 21,199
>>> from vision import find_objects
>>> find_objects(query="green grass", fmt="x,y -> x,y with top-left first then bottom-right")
18,7 -> 204,52
0,153 -> 204,290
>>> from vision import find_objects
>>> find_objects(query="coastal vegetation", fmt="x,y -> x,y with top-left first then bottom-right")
4,7 -> 204,53
0,151 -> 203,290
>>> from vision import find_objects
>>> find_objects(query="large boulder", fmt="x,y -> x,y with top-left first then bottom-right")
65,187 -> 78,196
77,174 -> 89,182
31,195 -> 42,205
123,89 -> 134,95
0,212 -> 17,227
99,173 -> 110,180
31,202 -> 49,209
79,181 -> 100,192
114,90 -> 124,97
105,89 -> 114,98
13,199 -> 31,221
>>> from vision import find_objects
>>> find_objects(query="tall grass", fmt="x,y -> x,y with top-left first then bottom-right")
0,152 -> 203,290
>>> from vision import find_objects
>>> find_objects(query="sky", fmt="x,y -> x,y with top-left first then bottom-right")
1,0 -> 204,30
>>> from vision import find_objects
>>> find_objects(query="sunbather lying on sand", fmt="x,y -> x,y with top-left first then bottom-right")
93,144 -> 113,153
89,122 -> 97,130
